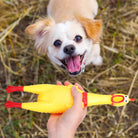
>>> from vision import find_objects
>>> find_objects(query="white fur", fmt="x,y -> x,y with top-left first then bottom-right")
35,20 -> 102,69
26,0 -> 102,75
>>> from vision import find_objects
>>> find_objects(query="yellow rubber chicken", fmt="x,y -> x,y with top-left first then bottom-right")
5,84 -> 135,113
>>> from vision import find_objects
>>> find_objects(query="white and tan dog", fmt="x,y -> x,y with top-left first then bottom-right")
25,0 -> 102,76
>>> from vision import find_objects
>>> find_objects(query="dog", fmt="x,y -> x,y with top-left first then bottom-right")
25,0 -> 102,76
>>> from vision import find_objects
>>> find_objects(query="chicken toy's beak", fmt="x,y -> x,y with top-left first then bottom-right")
129,98 -> 135,101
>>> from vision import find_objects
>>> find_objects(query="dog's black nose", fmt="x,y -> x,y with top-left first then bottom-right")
63,45 -> 75,55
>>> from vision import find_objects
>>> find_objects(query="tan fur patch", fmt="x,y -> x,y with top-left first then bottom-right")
25,17 -> 55,38
75,15 -> 102,43
25,17 -> 55,54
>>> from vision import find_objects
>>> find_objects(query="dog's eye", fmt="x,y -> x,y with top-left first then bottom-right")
74,35 -> 83,43
54,40 -> 62,47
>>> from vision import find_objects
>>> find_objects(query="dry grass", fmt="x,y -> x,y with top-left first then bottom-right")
0,0 -> 138,137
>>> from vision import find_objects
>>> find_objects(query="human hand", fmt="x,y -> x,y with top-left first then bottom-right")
47,81 -> 87,138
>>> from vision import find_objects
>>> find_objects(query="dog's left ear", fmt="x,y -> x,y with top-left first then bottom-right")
75,15 -> 102,43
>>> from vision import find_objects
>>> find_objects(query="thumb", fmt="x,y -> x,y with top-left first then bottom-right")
71,86 -> 82,109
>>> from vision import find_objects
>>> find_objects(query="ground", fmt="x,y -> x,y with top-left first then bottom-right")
0,0 -> 138,137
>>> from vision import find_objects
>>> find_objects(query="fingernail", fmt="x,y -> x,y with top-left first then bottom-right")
72,86 -> 77,91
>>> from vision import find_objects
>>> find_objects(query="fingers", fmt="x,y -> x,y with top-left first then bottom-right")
56,81 -> 72,86
75,83 -> 84,91
64,81 -> 72,86
57,81 -> 83,90
56,81 -> 62,85
71,86 -> 87,122
56,81 -> 85,110
71,86 -> 82,109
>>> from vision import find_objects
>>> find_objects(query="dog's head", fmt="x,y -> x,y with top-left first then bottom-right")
25,16 -> 102,76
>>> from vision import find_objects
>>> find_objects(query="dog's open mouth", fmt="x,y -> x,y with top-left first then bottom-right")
60,52 -> 85,75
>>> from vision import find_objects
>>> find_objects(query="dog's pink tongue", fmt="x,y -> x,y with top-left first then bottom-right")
66,56 -> 81,73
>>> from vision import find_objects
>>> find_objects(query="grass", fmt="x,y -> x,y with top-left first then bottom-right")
0,0 -> 138,137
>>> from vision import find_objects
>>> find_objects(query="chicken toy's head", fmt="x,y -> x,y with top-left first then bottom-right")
110,94 -> 135,106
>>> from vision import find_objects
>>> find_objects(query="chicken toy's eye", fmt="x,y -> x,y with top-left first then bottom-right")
74,35 -> 83,43
54,40 -> 62,47
124,99 -> 128,103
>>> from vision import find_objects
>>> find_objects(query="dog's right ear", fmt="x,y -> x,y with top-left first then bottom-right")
25,17 -> 55,39
25,17 -> 55,53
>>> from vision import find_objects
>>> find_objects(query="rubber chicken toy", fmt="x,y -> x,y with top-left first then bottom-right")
5,84 -> 135,113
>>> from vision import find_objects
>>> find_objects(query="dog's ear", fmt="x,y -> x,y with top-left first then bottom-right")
25,17 -> 55,53
75,15 -> 102,43
25,17 -> 55,39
